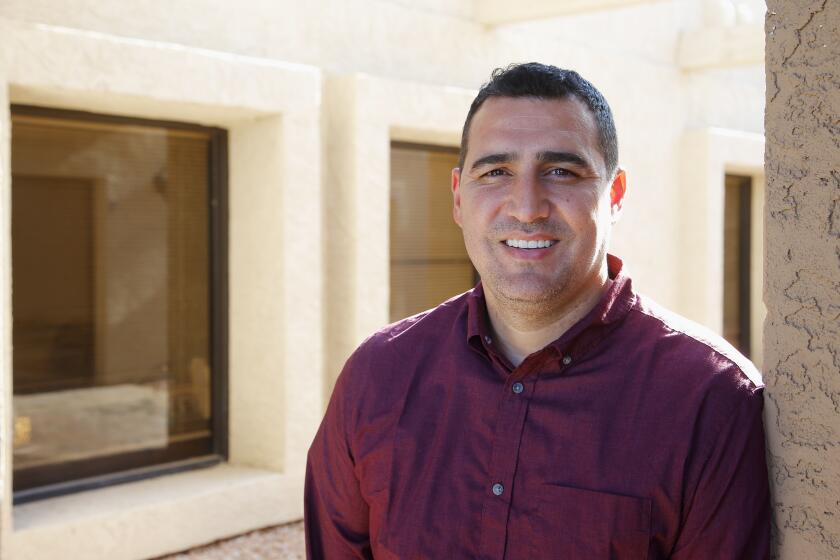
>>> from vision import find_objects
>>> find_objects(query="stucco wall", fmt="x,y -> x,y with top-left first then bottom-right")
764,2 -> 840,558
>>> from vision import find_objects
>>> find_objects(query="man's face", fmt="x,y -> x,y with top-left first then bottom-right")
452,96 -> 626,312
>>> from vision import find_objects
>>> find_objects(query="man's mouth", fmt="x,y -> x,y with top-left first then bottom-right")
504,239 -> 556,249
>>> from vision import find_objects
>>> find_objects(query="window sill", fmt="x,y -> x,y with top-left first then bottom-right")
8,464 -> 304,560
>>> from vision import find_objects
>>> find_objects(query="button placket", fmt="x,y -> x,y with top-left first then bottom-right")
478,364 -> 535,559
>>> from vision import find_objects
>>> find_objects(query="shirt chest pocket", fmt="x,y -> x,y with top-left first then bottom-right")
526,484 -> 651,560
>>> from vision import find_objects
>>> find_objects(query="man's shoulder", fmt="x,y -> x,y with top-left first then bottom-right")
341,289 -> 472,376
363,289 -> 473,352
626,293 -> 763,392
333,289 -> 473,412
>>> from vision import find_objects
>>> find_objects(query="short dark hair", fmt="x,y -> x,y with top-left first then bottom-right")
459,62 -> 618,178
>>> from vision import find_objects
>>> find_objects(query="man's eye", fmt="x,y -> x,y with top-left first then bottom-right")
485,168 -> 506,177
548,168 -> 575,177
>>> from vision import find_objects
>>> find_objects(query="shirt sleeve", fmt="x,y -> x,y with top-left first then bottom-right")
305,356 -> 373,560
670,386 -> 771,559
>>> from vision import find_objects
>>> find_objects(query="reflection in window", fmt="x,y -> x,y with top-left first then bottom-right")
11,108 -> 224,495
389,142 -> 475,322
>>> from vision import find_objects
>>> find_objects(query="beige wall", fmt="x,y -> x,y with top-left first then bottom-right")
764,2 -> 840,558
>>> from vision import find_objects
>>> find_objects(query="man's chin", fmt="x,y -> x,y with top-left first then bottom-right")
490,275 -> 568,306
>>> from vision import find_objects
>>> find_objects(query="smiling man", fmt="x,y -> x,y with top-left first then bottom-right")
453,93 -> 623,367
306,63 -> 771,559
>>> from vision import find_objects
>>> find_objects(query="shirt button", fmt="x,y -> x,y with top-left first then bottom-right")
562,355 -> 572,366
484,335 -> 492,345
492,483 -> 504,496
512,382 -> 524,394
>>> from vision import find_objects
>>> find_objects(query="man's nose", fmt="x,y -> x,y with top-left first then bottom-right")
507,174 -> 551,223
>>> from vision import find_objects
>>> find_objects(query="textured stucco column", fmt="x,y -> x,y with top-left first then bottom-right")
764,2 -> 840,558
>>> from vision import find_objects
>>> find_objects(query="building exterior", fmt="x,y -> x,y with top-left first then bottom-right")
0,0 -> 772,558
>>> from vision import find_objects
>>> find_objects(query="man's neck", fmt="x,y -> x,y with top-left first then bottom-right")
484,280 -> 609,367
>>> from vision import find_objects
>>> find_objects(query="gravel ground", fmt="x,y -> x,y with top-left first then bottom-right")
157,521 -> 305,560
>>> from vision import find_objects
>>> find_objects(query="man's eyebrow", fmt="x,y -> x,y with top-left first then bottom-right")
537,151 -> 591,168
469,152 -> 517,171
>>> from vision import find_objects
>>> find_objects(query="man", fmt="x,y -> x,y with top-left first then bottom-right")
306,63 -> 771,559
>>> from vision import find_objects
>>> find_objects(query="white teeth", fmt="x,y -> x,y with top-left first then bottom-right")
505,239 -> 555,249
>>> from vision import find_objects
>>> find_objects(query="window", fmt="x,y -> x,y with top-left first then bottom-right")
11,106 -> 227,502
389,142 -> 475,322
722,174 -> 752,357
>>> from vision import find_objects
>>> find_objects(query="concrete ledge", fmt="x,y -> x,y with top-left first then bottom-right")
10,465 -> 303,560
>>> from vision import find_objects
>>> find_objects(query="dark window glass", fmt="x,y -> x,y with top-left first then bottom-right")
723,174 -> 752,356
389,143 -> 475,322
11,107 -> 226,498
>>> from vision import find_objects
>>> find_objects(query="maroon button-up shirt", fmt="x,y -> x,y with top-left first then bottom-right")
305,256 -> 771,559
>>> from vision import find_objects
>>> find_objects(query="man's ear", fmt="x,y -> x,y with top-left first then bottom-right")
451,167 -> 463,227
609,169 -> 627,221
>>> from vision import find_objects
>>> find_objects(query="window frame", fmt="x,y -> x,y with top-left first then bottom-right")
722,173 -> 753,357
10,104 -> 229,504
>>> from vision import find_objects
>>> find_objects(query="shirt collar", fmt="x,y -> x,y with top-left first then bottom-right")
466,254 -> 636,356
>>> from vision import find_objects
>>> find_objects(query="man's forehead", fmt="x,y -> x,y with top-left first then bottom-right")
466,96 -> 600,164
487,114 -> 564,131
